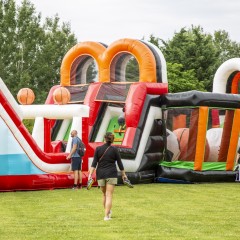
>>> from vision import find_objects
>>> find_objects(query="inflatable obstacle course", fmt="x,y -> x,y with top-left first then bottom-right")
1,38 -> 240,191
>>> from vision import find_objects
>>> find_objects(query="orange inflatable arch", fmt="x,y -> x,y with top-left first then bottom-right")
60,38 -> 158,86
60,41 -> 106,86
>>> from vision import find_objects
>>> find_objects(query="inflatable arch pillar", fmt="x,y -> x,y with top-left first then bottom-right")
60,41 -> 106,86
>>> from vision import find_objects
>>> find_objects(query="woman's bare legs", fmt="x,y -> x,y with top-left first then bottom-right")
100,186 -> 106,210
105,184 -> 115,217
101,183 -> 115,218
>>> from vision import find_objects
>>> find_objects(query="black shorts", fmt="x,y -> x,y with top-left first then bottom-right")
71,157 -> 82,171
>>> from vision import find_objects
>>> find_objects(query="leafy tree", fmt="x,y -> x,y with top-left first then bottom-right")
148,26 -> 240,93
0,0 -> 18,87
22,119 -> 34,133
0,0 -> 77,103
86,61 -> 98,83
148,34 -> 161,49
167,62 -> 205,93
148,34 -> 205,92
125,56 -> 139,82
159,26 -> 219,91
213,30 -> 240,64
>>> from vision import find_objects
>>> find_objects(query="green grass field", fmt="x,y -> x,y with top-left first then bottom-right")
0,183 -> 240,240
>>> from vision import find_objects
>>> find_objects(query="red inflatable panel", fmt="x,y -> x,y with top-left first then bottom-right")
145,82 -> 168,95
44,118 -> 52,153
0,171 -> 97,191
84,82 -> 102,127
51,140 -> 64,153
125,83 -> 147,128
122,127 -> 136,148
88,142 -> 104,152
81,117 -> 89,171
0,174 -> 72,191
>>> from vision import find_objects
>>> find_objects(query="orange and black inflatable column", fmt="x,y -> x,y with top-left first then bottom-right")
194,107 -> 209,171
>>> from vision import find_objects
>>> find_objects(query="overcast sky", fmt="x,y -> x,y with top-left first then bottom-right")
16,0 -> 240,45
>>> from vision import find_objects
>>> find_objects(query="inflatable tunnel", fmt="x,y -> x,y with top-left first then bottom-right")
157,90 -> 240,183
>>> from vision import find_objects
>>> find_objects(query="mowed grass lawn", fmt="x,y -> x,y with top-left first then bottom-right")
0,183 -> 240,240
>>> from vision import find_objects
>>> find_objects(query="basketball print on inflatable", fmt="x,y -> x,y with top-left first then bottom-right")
17,88 -> 35,105
53,87 -> 71,105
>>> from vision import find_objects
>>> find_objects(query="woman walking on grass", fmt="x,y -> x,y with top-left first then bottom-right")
88,132 -> 128,221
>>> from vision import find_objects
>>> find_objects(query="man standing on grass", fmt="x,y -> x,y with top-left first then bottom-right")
66,130 -> 83,189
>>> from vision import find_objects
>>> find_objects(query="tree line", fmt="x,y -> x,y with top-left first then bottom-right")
1,0 -> 240,103
0,0 -> 77,103
149,26 -> 240,92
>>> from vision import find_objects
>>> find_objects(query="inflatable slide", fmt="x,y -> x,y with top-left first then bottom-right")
0,78 -> 89,191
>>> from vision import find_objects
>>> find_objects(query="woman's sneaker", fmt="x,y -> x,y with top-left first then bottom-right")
72,184 -> 78,190
123,179 -> 134,188
86,178 -> 94,190
104,216 -> 111,221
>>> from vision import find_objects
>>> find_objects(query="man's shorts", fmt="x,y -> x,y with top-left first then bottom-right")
98,178 -> 118,187
71,157 -> 82,171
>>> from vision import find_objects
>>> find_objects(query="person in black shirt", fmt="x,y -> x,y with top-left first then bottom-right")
88,132 -> 128,221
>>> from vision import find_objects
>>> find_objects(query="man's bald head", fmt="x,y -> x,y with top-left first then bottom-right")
70,130 -> 78,137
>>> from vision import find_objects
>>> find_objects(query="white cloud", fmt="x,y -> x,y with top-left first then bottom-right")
14,0 -> 240,44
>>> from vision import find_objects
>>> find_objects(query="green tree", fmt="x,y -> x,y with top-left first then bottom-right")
167,62 -> 205,93
148,33 -> 205,92
34,15 -> 77,102
0,0 -> 18,87
125,56 -> 139,82
213,30 -> 240,65
0,0 -> 77,103
160,26 -> 219,91
148,34 -> 161,49
86,61 -> 98,83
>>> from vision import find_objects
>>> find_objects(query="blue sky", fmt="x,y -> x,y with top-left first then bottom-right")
16,0 -> 240,44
